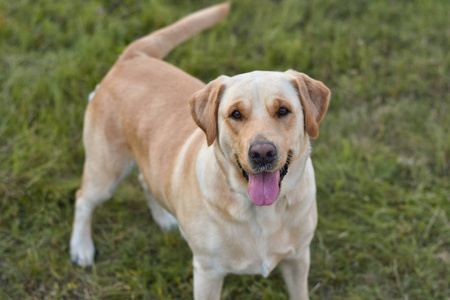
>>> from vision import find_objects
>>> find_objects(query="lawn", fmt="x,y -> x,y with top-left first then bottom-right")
0,0 -> 449,299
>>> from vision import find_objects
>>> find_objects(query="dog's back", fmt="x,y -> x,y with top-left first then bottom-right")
87,3 -> 229,202
71,3 -> 230,267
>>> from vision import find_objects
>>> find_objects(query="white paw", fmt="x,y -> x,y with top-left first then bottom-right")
70,238 -> 95,267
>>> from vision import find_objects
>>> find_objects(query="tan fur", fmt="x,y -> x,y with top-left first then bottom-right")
70,3 -> 330,300
287,70 -> 331,139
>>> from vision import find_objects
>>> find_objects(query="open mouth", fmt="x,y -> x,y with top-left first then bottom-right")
236,154 -> 292,206
237,154 -> 291,185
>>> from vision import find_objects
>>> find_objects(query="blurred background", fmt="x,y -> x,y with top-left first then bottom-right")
0,0 -> 448,298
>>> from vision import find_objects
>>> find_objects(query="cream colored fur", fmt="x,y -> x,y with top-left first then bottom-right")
70,3 -> 330,300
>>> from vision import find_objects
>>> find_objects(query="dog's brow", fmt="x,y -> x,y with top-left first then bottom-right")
227,100 -> 245,113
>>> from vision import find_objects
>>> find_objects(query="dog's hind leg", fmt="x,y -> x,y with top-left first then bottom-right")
70,108 -> 134,266
138,173 -> 178,231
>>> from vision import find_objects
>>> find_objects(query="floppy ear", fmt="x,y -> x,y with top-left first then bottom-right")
190,77 -> 227,146
286,70 -> 331,139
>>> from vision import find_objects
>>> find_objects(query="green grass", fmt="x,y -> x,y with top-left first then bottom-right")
1,0 -> 449,298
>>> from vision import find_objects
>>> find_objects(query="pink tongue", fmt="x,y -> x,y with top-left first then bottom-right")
247,171 -> 280,206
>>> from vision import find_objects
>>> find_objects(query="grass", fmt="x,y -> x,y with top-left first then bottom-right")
1,0 -> 449,298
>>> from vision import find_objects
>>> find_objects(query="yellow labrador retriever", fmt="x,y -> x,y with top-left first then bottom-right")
70,3 -> 330,299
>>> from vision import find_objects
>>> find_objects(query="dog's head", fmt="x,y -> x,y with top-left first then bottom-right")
190,70 -> 330,206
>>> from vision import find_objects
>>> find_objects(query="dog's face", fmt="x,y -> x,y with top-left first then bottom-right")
190,70 -> 330,206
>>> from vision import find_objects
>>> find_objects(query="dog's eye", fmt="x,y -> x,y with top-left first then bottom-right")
230,110 -> 243,120
277,107 -> 290,117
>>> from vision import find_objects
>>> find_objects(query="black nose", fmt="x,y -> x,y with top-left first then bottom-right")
248,142 -> 278,166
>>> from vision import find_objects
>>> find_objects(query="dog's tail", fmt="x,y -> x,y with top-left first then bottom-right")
120,2 -> 230,61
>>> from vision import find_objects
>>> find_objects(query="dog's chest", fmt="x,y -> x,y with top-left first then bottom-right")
216,212 -> 298,277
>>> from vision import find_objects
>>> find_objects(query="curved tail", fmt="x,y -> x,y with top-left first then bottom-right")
120,2 -> 230,61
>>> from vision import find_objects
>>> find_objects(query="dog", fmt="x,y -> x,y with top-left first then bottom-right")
70,3 -> 330,299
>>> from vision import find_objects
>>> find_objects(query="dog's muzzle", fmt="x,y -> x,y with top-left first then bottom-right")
237,153 -> 292,187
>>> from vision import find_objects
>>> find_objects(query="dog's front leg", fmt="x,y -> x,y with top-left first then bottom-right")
280,247 -> 311,300
193,257 -> 225,300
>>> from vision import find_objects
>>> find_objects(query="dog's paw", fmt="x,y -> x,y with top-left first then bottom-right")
70,239 -> 95,267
